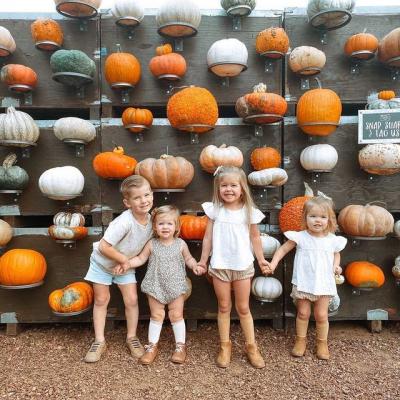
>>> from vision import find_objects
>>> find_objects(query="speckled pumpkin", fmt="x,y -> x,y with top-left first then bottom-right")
31,18 -> 63,50
49,281 -> 93,313
255,27 -> 290,58
250,147 -> 281,170
358,143 -> 400,175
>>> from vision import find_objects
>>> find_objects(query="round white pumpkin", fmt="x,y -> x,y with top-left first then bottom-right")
38,166 -> 84,200
260,233 -> 281,258
0,107 -> 40,146
307,0 -> 355,30
248,168 -> 288,187
199,144 -> 243,173
335,274 -> 345,285
358,144 -> 400,175
0,27 -> 16,56
300,144 -> 338,172
207,38 -> 248,78
111,0 -> 144,25
328,294 -> 341,314
289,46 -> 326,75
0,219 -> 13,247
394,221 -> 400,237
251,276 -> 283,302
53,212 -> 85,227
53,117 -> 96,143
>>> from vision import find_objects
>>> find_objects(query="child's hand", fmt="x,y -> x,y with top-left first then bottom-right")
258,258 -> 271,275
192,264 -> 207,276
334,265 -> 342,275
113,264 -> 124,275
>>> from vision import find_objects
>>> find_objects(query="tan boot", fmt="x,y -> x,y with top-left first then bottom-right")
170,343 -> 187,364
216,341 -> 232,368
316,321 -> 330,360
139,343 -> 158,365
291,317 -> 309,357
245,343 -> 265,369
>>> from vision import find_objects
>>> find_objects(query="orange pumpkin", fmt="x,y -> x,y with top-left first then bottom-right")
255,27 -> 289,58
345,261 -> 385,289
104,51 -> 141,87
149,48 -> 187,80
0,249 -> 46,286
378,90 -> 396,100
296,80 -> 342,136
250,147 -> 281,170
167,86 -> 218,133
49,281 -> 93,313
344,33 -> 378,59
235,83 -> 287,124
93,146 -> 137,179
0,64 -> 38,92
135,154 -> 194,189
31,18 -> 63,50
279,183 -> 314,232
179,215 -> 207,240
122,107 -> 153,133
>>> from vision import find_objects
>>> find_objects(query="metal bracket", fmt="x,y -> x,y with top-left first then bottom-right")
174,38 -> 183,52
1,312 -> 18,323
232,15 -> 242,31
367,309 -> 388,321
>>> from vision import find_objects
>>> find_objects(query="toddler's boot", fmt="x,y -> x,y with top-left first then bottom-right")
316,321 -> 330,360
244,343 -> 265,369
216,341 -> 232,368
291,317 -> 309,357
139,343 -> 159,365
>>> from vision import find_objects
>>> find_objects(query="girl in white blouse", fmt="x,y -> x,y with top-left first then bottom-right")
267,195 -> 347,360
198,166 -> 268,369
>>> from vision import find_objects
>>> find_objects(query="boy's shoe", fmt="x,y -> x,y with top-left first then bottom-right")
126,336 -> 145,358
84,341 -> 107,363
139,343 -> 158,365
170,343 -> 187,364
244,343 -> 265,369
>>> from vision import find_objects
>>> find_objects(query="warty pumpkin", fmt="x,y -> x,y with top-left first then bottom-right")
49,281 -> 93,313
179,215 -> 207,240
250,147 -> 281,170
0,26 -> 16,57
0,153 -> 29,190
135,154 -> 194,189
345,261 -> 385,289
149,44 -> 187,80
0,248 -> 47,286
0,64 -> 38,92
344,32 -> 378,59
122,107 -> 153,133
255,27 -> 289,58
0,219 -> 13,247
31,18 -> 63,51
93,146 -> 137,179
104,49 -> 141,88
199,144 -> 243,174
358,143 -> 400,175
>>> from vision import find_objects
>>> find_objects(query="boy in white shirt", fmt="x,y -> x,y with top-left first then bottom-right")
84,175 -> 153,363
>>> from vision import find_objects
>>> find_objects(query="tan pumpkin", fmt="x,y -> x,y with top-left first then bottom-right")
358,144 -> 400,175
53,117 -> 96,143
49,281 -> 93,313
248,168 -> 288,187
149,44 -> 187,80
135,154 -> 194,189
54,0 -> 101,18
0,219 -> 13,247
0,27 -> 16,57
104,50 -> 141,87
122,107 -> 153,133
31,18 -> 63,50
199,144 -> 243,174
344,32 -> 378,59
250,147 -> 281,170
378,27 -> 400,67
289,46 -> 326,75
338,204 -> 394,238
255,27 -> 289,58
0,64 -> 38,92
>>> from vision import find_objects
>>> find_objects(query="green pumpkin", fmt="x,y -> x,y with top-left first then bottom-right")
50,49 -> 96,78
0,153 -> 29,190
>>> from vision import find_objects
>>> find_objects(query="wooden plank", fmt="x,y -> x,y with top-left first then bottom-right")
100,14 -> 282,107
284,12 -> 400,104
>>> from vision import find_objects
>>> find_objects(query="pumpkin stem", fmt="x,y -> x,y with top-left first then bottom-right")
304,182 -> 314,197
160,154 -> 172,159
362,28 -> 367,33
253,83 -> 267,93
366,200 -> 387,208
168,85 -> 192,94
313,77 -> 322,89
3,153 -> 18,168
112,146 -> 124,155
116,43 -> 122,53
220,144 -> 227,148
6,106 -> 16,114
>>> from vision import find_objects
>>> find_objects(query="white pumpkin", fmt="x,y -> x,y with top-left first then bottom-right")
358,144 -> 400,176
248,168 -> 288,187
199,144 -> 243,173
38,166 -> 84,200
53,212 -> 85,227
220,0 -> 256,16
307,0 -> 355,30
53,117 -> 96,143
300,144 -> 338,172
111,0 -> 144,25
0,27 -> 16,57
0,107 -> 40,146
0,219 -> 13,247
156,0 -> 201,38
251,276 -> 282,302
335,274 -> 345,285
328,294 -> 341,314
394,221 -> 400,237
260,233 -> 281,258
54,0 -> 102,17
289,46 -> 326,75
392,256 -> 400,279
207,38 -> 248,78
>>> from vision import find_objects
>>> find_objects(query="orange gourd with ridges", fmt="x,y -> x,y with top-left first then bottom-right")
179,215 -> 207,240
344,33 -> 378,59
104,52 -> 141,86
122,107 -> 153,133
345,261 -> 385,288
250,147 -> 281,170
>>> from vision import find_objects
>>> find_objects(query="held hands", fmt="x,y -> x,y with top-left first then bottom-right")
261,260 -> 277,276
113,258 -> 131,275
192,264 -> 207,276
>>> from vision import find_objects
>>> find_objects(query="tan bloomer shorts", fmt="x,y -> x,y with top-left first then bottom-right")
208,264 -> 255,282
291,285 -> 333,302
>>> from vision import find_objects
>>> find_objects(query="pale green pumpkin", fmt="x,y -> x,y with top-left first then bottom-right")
0,153 -> 29,190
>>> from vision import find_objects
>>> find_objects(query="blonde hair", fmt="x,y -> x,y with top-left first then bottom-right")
120,175 -> 151,199
212,166 -> 256,225
151,205 -> 181,238
301,196 -> 338,233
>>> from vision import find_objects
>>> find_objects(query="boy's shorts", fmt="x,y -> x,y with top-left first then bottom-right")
84,262 -> 137,285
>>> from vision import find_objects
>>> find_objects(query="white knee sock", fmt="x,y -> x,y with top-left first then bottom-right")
172,319 -> 186,344
148,319 -> 163,344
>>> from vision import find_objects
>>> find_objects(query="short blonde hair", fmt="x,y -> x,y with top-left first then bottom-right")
301,196 -> 338,233
151,205 -> 181,238
120,175 -> 151,199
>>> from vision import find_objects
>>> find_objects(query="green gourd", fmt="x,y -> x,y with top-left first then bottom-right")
50,49 -> 96,77
0,153 -> 29,190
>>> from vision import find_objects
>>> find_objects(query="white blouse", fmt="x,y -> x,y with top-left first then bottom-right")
284,230 -> 347,296
202,202 -> 265,271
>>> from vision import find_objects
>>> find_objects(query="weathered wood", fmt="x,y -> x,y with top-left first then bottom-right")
368,320 -> 382,333
6,323 -> 19,336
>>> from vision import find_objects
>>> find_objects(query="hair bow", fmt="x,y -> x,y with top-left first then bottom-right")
213,165 -> 223,177
317,191 -> 332,201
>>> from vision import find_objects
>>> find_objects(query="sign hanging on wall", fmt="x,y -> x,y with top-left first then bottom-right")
358,109 -> 400,144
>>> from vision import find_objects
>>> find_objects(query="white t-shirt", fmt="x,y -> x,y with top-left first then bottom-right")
202,202 -> 265,271
90,210 -> 153,272
284,230 -> 347,296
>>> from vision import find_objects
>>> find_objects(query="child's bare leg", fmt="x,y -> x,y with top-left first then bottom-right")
168,295 -> 186,364
118,283 -> 139,339
314,297 -> 330,360
292,299 -> 311,357
93,283 -> 110,342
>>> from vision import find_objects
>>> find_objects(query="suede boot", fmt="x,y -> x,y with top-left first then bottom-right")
316,321 -> 330,360
244,343 -> 265,369
291,317 -> 309,357
216,341 -> 232,368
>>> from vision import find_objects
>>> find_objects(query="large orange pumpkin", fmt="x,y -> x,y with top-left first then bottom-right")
296,81 -> 342,136
167,86 -> 218,133
235,83 -> 287,124
250,147 -> 281,170
279,183 -> 314,232
104,51 -> 141,87
255,27 -> 289,58
0,64 -> 38,92
31,18 -> 63,50
179,215 -> 207,240
93,146 -> 137,179
49,281 -> 93,313
344,33 -> 378,59
345,261 -> 385,289
0,249 -> 46,286
122,107 -> 153,133
149,44 -> 187,80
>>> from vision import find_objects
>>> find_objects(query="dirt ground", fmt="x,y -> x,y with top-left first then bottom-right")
1,320 -> 399,400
